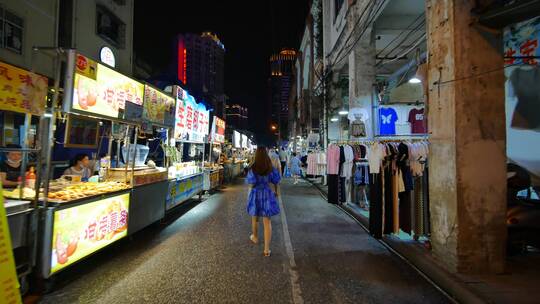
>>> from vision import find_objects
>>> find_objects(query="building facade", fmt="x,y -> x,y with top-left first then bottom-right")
175,32 -> 226,118
289,0 -> 324,148
225,103 -> 248,131
269,49 -> 296,141
318,0 -> 513,279
58,0 -> 135,75
0,0 -> 58,78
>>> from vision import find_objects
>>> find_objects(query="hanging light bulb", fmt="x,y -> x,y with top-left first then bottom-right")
330,117 -> 339,122
338,109 -> 348,115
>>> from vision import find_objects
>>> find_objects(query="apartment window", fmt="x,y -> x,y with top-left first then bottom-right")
96,5 -> 126,48
0,6 -> 24,54
334,0 -> 344,21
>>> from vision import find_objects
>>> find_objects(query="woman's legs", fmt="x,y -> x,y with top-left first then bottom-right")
251,216 -> 259,242
262,217 -> 272,254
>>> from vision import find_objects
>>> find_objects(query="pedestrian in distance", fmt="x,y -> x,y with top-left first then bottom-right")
290,152 -> 302,184
279,147 -> 287,175
246,147 -> 281,257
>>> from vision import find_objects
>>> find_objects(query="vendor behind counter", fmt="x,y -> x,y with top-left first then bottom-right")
0,144 -> 23,188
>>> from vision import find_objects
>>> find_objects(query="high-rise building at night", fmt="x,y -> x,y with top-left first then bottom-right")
175,32 -> 226,118
225,103 -> 249,130
269,49 -> 296,140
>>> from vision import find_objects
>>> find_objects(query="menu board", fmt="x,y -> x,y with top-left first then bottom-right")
211,116 -> 226,143
0,60 -> 48,116
173,86 -> 209,142
143,85 -> 175,126
50,193 -> 130,274
0,184 -> 22,303
72,54 -> 144,119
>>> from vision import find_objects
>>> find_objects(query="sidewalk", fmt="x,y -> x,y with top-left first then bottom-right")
305,178 -> 540,304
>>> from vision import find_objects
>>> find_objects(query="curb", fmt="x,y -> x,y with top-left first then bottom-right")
303,178 -> 489,304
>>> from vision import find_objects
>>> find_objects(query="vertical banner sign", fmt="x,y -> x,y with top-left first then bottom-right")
211,116 -> 226,143
0,60 -> 48,116
0,183 -> 22,304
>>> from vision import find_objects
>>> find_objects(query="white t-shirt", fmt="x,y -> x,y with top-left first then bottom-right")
348,107 -> 370,122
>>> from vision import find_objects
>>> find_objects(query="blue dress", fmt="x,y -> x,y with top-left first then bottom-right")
246,168 -> 281,217
290,156 -> 302,176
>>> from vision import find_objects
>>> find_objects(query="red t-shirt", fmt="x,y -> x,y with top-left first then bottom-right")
408,108 -> 427,134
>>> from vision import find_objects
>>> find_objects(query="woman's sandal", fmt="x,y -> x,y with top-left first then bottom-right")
263,250 -> 271,257
249,234 -> 258,244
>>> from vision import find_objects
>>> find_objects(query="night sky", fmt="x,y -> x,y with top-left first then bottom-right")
134,1 -> 310,142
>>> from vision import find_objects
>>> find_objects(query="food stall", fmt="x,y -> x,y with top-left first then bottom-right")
0,59 -> 49,292
223,130 -> 248,182
37,51 -> 168,278
203,116 -> 225,191
121,83 -> 175,236
164,86 -> 207,211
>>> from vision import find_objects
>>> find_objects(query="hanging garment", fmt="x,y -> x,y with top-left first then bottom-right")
350,120 -> 366,137
339,176 -> 347,203
306,153 -> 318,176
369,171 -> 383,239
368,143 -> 384,174
327,174 -> 339,204
327,145 -> 341,175
341,145 -> 355,178
317,152 -> 327,176
383,160 -> 394,234
413,175 -> 425,236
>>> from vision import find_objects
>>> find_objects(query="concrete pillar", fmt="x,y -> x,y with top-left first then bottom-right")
426,0 -> 507,274
348,27 -> 375,138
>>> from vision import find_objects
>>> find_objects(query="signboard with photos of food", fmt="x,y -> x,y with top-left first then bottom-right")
50,193 -> 130,274
173,86 -> 209,142
143,85 -> 175,126
72,54 -> 144,119
0,60 -> 48,116
211,116 -> 226,143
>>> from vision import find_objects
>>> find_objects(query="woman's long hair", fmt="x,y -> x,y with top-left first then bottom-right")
251,147 -> 273,176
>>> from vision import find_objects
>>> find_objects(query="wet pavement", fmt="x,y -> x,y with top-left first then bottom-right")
39,179 -> 450,304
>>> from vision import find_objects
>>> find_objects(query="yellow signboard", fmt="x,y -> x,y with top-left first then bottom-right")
50,192 -> 130,274
0,184 -> 22,304
72,54 -> 144,119
143,85 -> 175,125
0,60 -> 48,116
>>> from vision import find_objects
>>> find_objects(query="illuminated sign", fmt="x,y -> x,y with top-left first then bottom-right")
50,192 -> 130,274
0,184 -> 22,303
211,116 -> 226,143
233,131 -> 241,148
99,46 -> 116,68
177,39 -> 187,84
0,60 -> 48,116
143,85 -> 175,126
241,134 -> 248,148
173,86 -> 209,142
72,54 -> 144,119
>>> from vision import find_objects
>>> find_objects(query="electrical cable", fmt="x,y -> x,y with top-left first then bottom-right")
328,0 -> 379,68
376,13 -> 424,57
434,62 -> 521,86
376,20 -> 426,66
378,34 -> 426,67
332,0 -> 389,67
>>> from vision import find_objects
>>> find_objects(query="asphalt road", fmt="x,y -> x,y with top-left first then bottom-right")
39,178 -> 450,304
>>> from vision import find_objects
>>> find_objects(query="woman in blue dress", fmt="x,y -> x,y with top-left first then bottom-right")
247,147 -> 281,257
290,152 -> 302,184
